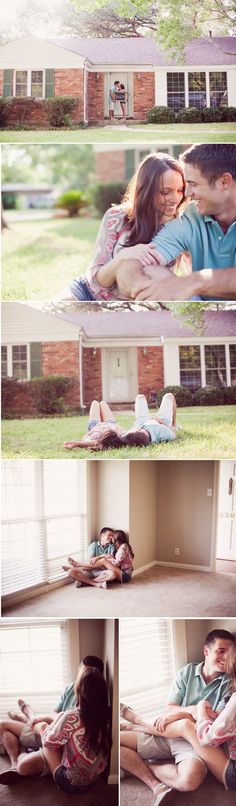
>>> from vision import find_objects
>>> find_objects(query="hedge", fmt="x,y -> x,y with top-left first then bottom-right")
147,105 -> 176,124
192,386 -> 225,406
31,376 -> 74,413
156,386 -> 193,407
91,182 -> 127,215
146,105 -> 236,124
0,96 -> 80,129
176,107 -> 202,124
155,385 -> 236,407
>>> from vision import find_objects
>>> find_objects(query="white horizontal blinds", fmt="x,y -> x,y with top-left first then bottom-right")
43,460 -> 87,580
2,460 -> 87,595
2,461 -> 47,595
120,619 -> 176,722
0,621 -> 70,719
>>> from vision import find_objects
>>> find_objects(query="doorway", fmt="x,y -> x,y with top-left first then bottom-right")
102,347 -> 138,403
216,461 -> 236,573
105,72 -> 133,117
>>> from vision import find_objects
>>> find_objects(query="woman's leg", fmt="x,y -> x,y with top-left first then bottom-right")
162,719 -> 227,784
89,400 -> 101,421
100,400 -> 115,422
95,557 -> 123,581
41,747 -> 62,779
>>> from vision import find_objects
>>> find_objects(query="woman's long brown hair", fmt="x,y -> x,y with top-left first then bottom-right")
122,152 -> 186,246
225,643 -> 236,692
74,667 -> 111,755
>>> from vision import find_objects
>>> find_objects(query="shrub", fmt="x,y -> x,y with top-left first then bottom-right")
176,107 -> 202,123
92,182 -> 127,215
201,107 -> 222,123
1,377 -> 18,412
156,385 -> 193,407
45,97 -> 78,127
193,386 -> 225,406
0,98 -> 9,127
147,105 -> 176,124
220,106 -> 236,122
31,376 -> 73,414
54,190 -> 88,217
224,386 -> 236,404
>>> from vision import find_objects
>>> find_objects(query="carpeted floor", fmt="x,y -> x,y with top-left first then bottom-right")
2,565 -> 236,618
0,759 -> 118,806
121,773 -> 235,805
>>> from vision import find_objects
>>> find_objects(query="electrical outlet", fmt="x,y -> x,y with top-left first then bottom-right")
175,547 -> 180,556
207,489 -> 212,496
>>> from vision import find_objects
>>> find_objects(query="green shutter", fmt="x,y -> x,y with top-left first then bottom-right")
3,70 -> 13,97
30,343 -> 42,378
125,149 -> 135,181
45,69 -> 55,98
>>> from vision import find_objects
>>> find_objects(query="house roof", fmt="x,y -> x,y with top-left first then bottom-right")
52,35 -> 236,66
45,308 -> 236,340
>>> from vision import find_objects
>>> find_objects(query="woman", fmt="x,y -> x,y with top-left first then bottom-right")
64,399 -> 125,451
63,530 -> 134,589
70,152 -> 190,300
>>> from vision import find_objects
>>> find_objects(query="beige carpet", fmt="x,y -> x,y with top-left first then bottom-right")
2,566 -> 236,617
0,758 -> 118,806
121,773 -> 235,805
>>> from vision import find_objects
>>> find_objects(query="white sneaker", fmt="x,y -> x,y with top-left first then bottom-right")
154,783 -> 175,805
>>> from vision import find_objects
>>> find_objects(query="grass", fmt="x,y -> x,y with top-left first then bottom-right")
2,406 -> 236,460
0,123 -> 235,144
2,217 -> 99,299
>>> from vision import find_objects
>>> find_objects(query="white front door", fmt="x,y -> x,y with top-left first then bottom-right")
102,348 -> 137,402
216,462 -> 236,561
105,72 -> 133,117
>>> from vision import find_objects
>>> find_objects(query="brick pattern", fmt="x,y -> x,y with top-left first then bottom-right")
2,378 -> 81,417
55,69 -> 83,121
95,150 -> 125,182
41,341 -> 80,377
138,347 -> 164,398
133,73 -> 155,119
87,73 -> 104,121
83,348 -> 103,406
1,98 -> 49,126
0,70 -> 4,95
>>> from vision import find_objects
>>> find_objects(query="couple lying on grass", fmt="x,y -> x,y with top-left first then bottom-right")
64,393 -> 177,452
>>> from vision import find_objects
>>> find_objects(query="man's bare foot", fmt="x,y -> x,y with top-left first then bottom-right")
67,557 -> 79,567
97,581 -> 107,589
62,565 -> 70,572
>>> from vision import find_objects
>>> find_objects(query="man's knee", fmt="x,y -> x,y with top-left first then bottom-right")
178,761 -> 206,792
17,754 -> 32,776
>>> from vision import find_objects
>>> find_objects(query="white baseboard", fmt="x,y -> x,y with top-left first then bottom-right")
108,774 -> 119,785
132,561 -> 156,577
156,561 -> 211,572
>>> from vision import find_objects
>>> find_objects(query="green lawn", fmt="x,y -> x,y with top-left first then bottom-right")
2,217 -> 99,299
0,123 -> 235,144
2,406 -> 236,459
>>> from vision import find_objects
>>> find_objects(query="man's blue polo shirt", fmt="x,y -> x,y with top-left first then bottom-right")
168,662 -> 231,711
151,202 -> 236,300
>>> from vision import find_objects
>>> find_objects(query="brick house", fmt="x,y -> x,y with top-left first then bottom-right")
0,34 -> 235,126
2,303 -> 236,416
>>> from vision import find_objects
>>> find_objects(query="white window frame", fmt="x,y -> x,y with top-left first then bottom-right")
2,343 -> 30,379
178,342 -> 233,388
13,69 -> 45,98
165,69 -> 228,109
120,618 -> 177,721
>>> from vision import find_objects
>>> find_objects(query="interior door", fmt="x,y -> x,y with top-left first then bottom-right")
216,462 -> 236,561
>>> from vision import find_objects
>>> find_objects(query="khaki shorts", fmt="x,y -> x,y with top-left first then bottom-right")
20,725 -> 42,751
137,732 -> 206,768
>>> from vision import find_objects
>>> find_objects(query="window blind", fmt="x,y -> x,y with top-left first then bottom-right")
120,619 -> 176,721
2,460 -> 87,596
0,620 -> 70,719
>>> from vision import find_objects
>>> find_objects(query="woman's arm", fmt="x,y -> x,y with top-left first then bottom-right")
96,244 -> 158,289
196,694 -> 236,747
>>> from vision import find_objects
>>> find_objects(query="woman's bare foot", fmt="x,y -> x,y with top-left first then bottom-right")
67,557 -> 79,567
62,565 -> 70,572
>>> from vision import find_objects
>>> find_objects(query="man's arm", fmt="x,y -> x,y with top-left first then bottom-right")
132,267 -> 236,301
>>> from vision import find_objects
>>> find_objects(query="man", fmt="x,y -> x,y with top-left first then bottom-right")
109,80 -> 120,120
122,392 -> 177,447
116,144 -> 236,301
0,655 -> 104,784
66,527 -> 115,588
120,629 -> 235,805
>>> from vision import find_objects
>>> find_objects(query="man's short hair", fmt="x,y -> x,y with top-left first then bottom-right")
82,655 -> 104,675
100,527 -> 113,536
204,629 -> 235,648
122,429 -> 150,447
181,144 -> 236,184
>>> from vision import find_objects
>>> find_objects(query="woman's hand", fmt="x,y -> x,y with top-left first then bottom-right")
120,243 -> 159,266
33,720 -> 49,735
197,700 -> 216,721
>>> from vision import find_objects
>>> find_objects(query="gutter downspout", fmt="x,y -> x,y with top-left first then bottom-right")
83,59 -> 89,126
78,328 -> 84,409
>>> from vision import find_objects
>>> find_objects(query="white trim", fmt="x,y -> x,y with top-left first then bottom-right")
2,342 -> 30,379
156,561 -> 211,572
200,343 -> 206,387
13,68 -> 45,98
210,461 -> 220,572
225,343 -> 231,386
108,774 -> 119,785
172,620 -> 187,670
132,561 -> 156,576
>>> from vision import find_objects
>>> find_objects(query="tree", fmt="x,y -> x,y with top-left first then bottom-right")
1,144 -> 95,193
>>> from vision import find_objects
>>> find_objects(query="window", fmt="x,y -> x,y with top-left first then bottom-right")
12,345 -> 27,380
179,346 -> 201,390
1,346 -> 8,377
0,621 -> 70,719
14,70 -> 44,98
205,345 -> 227,387
120,619 -> 176,721
230,345 -> 236,386
2,461 -> 87,596
188,73 -> 206,109
210,72 -> 228,108
167,73 -> 185,111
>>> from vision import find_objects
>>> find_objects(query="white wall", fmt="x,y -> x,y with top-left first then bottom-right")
2,302 -> 78,342
96,460 -> 129,534
0,35 -> 85,69
129,461 -> 157,570
227,69 -> 236,106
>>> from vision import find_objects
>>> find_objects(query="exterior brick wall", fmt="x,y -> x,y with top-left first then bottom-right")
87,73 -> 104,121
2,377 -> 81,417
83,348 -> 102,406
95,150 -> 125,182
41,341 -> 80,377
133,73 -> 155,119
0,70 -> 4,96
137,347 -> 164,399
1,98 -> 49,127
55,69 -> 83,122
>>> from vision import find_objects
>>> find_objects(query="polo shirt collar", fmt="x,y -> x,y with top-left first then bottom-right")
195,661 -> 225,681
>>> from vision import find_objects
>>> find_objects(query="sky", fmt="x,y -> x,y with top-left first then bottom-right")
0,0 -> 73,38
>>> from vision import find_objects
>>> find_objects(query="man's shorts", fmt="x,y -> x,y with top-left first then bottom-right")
20,724 -> 42,751
137,732 -> 206,767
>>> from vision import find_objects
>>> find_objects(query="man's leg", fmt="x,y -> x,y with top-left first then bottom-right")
134,394 -> 149,420
16,750 -> 45,778
0,720 -> 24,765
120,733 -> 162,795
156,393 -> 177,427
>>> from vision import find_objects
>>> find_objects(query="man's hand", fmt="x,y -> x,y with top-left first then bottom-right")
120,243 -> 161,266
89,557 -> 98,565
131,268 -> 192,301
